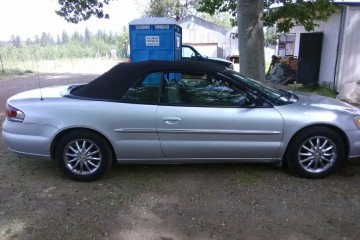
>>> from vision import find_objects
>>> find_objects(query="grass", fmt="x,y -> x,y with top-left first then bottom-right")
0,58 -> 123,80
0,69 -> 33,81
293,84 -> 337,98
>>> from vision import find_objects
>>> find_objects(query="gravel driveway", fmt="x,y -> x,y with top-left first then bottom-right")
0,73 -> 359,240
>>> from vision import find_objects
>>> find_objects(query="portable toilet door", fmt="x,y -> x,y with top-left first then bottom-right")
129,17 -> 182,62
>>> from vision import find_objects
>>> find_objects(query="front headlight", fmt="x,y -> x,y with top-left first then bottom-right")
354,116 -> 360,129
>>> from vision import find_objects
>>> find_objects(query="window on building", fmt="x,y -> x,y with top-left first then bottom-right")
278,34 -> 295,56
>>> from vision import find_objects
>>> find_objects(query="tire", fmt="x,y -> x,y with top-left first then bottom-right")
56,130 -> 113,181
286,127 -> 345,179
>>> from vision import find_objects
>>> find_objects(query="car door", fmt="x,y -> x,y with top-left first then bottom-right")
114,72 -> 164,160
156,72 -> 284,160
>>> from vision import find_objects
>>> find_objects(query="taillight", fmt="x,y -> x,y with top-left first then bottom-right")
6,104 -> 25,122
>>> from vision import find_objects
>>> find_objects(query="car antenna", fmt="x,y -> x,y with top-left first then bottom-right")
32,47 -> 43,101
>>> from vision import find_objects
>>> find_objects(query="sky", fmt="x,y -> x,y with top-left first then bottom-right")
0,0 -> 147,41
1,0 -> 359,41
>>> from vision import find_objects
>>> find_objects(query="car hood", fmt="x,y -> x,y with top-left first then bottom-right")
293,91 -> 360,115
208,57 -> 232,64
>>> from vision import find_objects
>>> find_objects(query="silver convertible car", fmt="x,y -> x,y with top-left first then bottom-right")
2,60 -> 360,181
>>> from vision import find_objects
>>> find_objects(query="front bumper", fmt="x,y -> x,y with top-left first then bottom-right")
346,129 -> 360,158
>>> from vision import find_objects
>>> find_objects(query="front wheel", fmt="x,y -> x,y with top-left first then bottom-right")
286,127 -> 345,179
56,130 -> 113,181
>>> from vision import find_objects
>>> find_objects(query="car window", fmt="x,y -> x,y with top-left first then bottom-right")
163,71 -> 250,107
224,70 -> 295,105
182,46 -> 196,58
121,72 -> 161,103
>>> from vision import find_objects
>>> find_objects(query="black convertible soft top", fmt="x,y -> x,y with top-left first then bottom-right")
72,60 -> 227,100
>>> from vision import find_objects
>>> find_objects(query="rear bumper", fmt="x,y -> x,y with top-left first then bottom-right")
2,120 -> 57,160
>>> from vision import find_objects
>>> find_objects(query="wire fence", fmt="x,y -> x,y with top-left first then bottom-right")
0,45 -> 126,75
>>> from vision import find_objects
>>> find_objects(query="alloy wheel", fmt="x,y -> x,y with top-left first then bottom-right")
63,139 -> 102,175
298,136 -> 337,173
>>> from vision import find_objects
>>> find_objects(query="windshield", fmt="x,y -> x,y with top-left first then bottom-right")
224,70 -> 297,105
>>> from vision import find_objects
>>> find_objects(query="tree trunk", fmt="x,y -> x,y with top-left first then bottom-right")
237,0 -> 265,81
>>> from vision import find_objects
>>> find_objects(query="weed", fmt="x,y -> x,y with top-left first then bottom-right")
295,84 -> 337,98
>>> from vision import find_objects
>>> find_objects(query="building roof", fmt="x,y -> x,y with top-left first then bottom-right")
178,15 -> 228,34
129,17 -> 178,25
334,1 -> 360,6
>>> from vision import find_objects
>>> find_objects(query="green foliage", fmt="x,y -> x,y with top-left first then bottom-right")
198,0 -> 340,33
144,0 -> 199,20
197,0 -> 237,25
198,12 -> 232,29
11,35 -> 21,48
264,27 -> 278,45
0,28 -> 129,74
264,0 -> 339,32
296,84 -> 337,98
144,0 -> 232,28
62,30 -> 70,44
56,0 -> 110,24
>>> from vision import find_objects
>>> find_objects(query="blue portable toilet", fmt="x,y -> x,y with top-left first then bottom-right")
129,17 -> 182,62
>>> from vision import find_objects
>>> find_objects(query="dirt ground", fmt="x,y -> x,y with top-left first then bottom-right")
0,73 -> 359,240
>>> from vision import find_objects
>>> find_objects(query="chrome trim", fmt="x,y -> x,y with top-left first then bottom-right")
157,129 -> 282,135
349,155 -> 360,160
115,128 -> 157,133
116,157 -> 282,163
115,128 -> 282,135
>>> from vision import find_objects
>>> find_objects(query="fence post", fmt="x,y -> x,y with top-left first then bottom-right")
0,52 -> 4,73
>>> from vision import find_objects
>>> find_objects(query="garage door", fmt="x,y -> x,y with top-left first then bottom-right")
188,44 -> 218,58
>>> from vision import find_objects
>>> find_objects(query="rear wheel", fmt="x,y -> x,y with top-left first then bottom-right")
56,130 -> 113,181
286,127 -> 345,179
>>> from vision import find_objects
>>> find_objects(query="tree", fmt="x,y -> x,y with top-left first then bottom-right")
117,26 -> 129,58
144,0 -> 199,20
264,27 -> 278,46
84,27 -> 92,43
145,0 -> 232,28
198,0 -> 339,80
198,12 -> 232,29
71,31 -> 84,42
26,38 -> 33,46
264,0 -> 339,33
34,35 -> 40,45
40,32 -> 55,46
54,0 -> 339,81
56,0 -> 110,24
62,30 -> 70,44
11,35 -> 21,48
56,34 -> 62,45
198,0 -> 339,33
237,0 -> 265,81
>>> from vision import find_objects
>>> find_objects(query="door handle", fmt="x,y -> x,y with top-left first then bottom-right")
162,117 -> 181,124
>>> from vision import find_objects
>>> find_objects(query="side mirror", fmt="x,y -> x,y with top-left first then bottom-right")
195,54 -> 203,60
241,94 -> 263,108
240,97 -> 256,107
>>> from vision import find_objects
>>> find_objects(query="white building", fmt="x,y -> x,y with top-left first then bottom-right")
178,15 -> 228,58
277,2 -> 360,103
